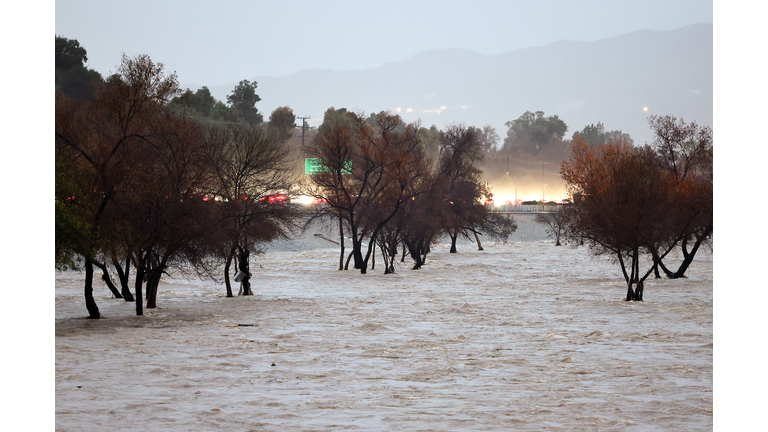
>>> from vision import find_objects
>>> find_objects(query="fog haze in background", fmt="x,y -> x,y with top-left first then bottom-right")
55,1 -> 713,86
55,1 -> 713,202
235,24 -> 712,201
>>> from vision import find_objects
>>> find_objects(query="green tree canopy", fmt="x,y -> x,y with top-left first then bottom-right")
268,106 -> 296,142
180,86 -> 216,117
469,124 -> 500,154
55,35 -> 88,70
572,122 -> 634,146
55,36 -> 102,100
417,125 -> 441,164
211,100 -> 239,123
227,80 -> 263,126
502,110 -> 567,155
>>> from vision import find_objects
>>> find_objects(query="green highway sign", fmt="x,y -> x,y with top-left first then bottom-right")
305,158 -> 351,174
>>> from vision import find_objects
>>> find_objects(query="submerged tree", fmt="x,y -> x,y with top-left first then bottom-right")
437,124 -> 504,253
305,110 -> 428,274
203,124 -> 300,296
56,53 -> 183,317
535,206 -> 570,246
561,138 -> 679,301
646,115 -> 713,279
400,173 -> 445,269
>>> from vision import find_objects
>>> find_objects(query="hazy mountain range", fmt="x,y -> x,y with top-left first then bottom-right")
205,23 -> 712,147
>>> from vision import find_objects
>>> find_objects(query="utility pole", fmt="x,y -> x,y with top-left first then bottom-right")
297,116 -> 311,147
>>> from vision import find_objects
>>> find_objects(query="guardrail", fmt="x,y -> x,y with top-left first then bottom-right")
300,203 -> 561,214
491,205 -> 560,213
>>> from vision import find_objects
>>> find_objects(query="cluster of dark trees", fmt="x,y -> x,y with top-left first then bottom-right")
55,37 -> 102,100
482,111 -> 633,158
55,37 -> 301,318
553,115 -> 713,301
302,108 -> 517,274
55,35 -> 712,316
171,82 -> 298,145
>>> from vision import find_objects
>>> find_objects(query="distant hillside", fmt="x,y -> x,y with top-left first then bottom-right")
207,23 -> 712,147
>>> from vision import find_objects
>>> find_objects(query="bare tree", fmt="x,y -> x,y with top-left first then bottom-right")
400,173 -> 444,269
301,108 -> 356,270
647,115 -> 713,279
304,110 -> 428,274
203,124 -> 300,296
437,124 -> 494,253
535,207 -> 569,246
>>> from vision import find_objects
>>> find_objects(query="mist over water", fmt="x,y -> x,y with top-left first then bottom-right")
480,147 -> 570,202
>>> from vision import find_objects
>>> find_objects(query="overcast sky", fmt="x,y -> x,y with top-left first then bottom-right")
55,0 -> 713,89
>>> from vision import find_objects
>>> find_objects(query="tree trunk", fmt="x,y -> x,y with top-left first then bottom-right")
145,272 -> 158,309
657,258 -> 674,278
618,252 -> 634,302
371,241 -> 375,271
92,260 -> 122,299
360,236 -> 380,274
670,227 -> 712,278
650,247 -> 672,279
360,251 -> 369,274
379,241 -> 393,274
224,247 -> 235,297
405,238 -> 424,270
145,265 -> 164,309
353,245 -> 364,270
626,281 -> 644,301
449,230 -> 458,254
111,254 -> 134,301
238,248 -> 252,295
141,251 -> 162,308
623,249 -> 644,302
384,238 -> 397,274
84,259 -> 101,319
344,250 -> 354,270
635,279 -> 644,301
650,248 -> 662,279
134,263 -> 145,316
338,216 -> 345,271
473,231 -> 484,251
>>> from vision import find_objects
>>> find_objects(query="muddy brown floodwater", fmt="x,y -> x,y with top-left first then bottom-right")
56,233 -> 712,431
